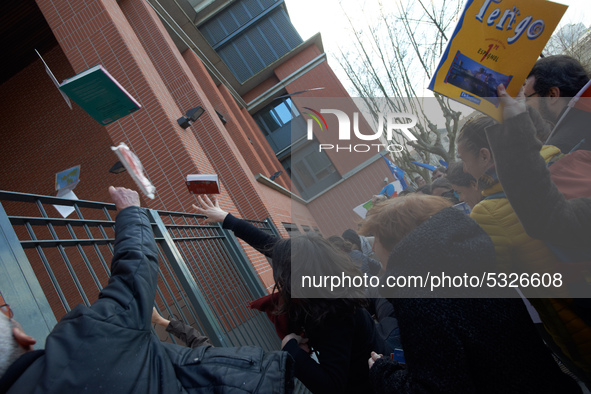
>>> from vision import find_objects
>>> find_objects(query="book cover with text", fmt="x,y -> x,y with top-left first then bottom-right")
428,0 -> 567,121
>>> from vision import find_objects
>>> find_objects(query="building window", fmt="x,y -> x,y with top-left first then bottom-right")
254,98 -> 299,136
253,98 -> 304,153
282,222 -> 301,237
188,0 -> 216,12
301,225 -> 311,233
198,0 -> 303,82
281,141 -> 341,200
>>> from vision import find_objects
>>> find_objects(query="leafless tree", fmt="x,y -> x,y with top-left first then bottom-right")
336,0 -> 465,184
543,23 -> 591,71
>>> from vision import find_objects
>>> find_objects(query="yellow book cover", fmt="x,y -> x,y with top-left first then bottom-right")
428,0 -> 567,121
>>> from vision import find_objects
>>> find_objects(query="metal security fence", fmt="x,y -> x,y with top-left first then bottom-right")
0,190 -> 279,351
245,217 -> 281,237
152,209 -> 278,350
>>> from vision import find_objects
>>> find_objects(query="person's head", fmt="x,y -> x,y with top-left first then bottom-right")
456,116 -> 498,181
271,235 -> 365,326
414,175 -> 426,187
359,195 -> 452,264
524,55 -> 590,123
341,229 -> 361,250
430,177 -> 459,204
431,166 -> 447,181
446,161 -> 482,208
416,184 -> 432,195
430,177 -> 453,197
328,235 -> 352,253
0,303 -> 35,378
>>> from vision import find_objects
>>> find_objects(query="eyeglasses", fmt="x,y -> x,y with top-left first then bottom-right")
525,91 -> 539,98
0,304 -> 13,319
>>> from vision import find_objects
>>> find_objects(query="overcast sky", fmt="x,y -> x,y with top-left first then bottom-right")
284,0 -> 591,95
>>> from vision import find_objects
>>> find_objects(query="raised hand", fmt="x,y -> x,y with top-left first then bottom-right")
108,186 -> 140,211
497,84 -> 527,120
368,351 -> 382,369
192,195 -> 229,224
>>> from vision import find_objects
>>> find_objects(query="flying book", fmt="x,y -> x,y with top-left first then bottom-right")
53,165 -> 81,218
59,65 -> 141,125
428,0 -> 567,121
111,143 -> 156,199
186,174 -> 220,195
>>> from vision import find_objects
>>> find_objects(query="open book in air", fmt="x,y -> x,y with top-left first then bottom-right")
186,174 -> 220,195
59,65 -> 141,125
429,0 -> 567,121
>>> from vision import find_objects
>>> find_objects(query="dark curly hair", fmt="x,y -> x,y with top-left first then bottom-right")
270,234 -> 367,331
528,55 -> 589,97
446,161 -> 476,187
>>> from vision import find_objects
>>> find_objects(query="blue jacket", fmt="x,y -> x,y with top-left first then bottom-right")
2,207 -> 292,393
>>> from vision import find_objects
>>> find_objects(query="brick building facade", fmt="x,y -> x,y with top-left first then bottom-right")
0,0 -> 394,292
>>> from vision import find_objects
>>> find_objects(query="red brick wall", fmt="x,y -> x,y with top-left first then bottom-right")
216,83 -> 290,190
250,182 -> 321,291
35,0 -> 228,214
273,45 -> 323,81
9,0 -> 393,314
25,0 -> 285,315
242,74 -> 281,104
306,158 -> 394,237
180,51 -> 269,180
0,45 -> 137,202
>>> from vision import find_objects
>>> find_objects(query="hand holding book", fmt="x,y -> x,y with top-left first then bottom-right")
497,84 -> 527,120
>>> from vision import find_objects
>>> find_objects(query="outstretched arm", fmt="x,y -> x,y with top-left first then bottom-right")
152,307 -> 212,348
193,195 -> 278,256
486,86 -> 591,248
88,187 -> 159,330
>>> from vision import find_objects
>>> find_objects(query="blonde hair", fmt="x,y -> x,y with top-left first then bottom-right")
359,195 -> 452,252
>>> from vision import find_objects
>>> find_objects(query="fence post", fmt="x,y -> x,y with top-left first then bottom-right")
0,202 -> 57,348
219,226 -> 268,300
264,217 -> 282,238
147,209 -> 229,347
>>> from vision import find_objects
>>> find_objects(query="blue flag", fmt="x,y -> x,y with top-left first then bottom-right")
381,154 -> 407,190
411,161 -> 437,171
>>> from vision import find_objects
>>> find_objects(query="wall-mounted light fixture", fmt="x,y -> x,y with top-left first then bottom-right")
215,109 -> 227,125
109,161 -> 127,174
177,106 -> 205,129
270,170 -> 283,181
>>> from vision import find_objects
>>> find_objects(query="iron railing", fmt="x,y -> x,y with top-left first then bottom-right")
0,190 -> 278,351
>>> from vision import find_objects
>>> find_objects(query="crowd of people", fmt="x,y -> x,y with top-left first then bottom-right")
0,54 -> 590,393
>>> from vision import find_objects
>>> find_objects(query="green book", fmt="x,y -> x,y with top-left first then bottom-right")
59,65 -> 141,125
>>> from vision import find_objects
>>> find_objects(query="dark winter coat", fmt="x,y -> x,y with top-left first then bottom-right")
223,213 -> 384,393
369,207 -> 581,393
486,108 -> 591,381
0,207 -> 292,394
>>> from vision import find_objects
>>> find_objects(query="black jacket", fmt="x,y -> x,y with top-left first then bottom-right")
369,207 -> 581,393
486,109 -> 591,249
223,214 -> 384,393
1,207 -> 292,394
